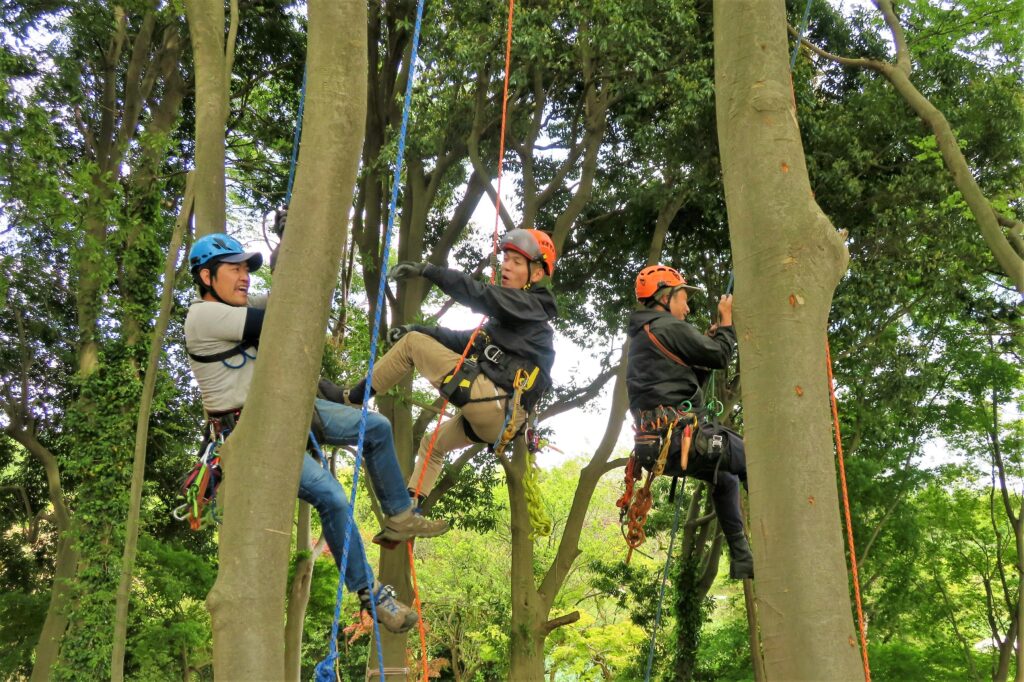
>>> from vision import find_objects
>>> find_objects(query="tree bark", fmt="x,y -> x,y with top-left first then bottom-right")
184,0 -> 237,237
111,176 -> 194,681
714,1 -> 860,679
205,0 -> 366,677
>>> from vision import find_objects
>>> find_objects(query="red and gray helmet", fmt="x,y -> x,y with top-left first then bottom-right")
499,229 -> 557,275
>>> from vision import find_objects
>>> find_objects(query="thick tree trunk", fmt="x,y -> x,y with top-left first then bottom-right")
714,1 -> 860,679
184,0 -> 237,236
111,179 -> 193,681
205,0 -> 366,677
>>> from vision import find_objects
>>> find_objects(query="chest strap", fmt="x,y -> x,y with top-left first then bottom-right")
188,340 -> 256,364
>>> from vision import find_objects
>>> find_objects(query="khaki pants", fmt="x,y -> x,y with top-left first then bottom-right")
372,332 -> 524,495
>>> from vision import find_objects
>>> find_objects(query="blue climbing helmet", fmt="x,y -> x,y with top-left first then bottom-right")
188,233 -> 263,282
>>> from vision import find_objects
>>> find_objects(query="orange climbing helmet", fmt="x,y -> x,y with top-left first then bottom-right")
499,228 -> 557,275
635,265 -> 700,302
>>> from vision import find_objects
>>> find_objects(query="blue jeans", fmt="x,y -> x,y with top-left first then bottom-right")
296,400 -> 413,592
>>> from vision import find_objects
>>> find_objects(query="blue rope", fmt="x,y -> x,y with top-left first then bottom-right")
309,434 -> 385,682
315,0 -> 428,674
790,0 -> 814,71
643,486 -> 686,682
285,67 -> 308,207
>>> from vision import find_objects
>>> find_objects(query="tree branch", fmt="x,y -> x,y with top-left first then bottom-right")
224,0 -> 239,82
788,25 -> 883,71
871,0 -> 910,74
542,610 -> 581,634
539,360 -> 619,421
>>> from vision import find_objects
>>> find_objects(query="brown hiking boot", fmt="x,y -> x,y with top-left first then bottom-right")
372,511 -> 449,547
359,582 -> 418,634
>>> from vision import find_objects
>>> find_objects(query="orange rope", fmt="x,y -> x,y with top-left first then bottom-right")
825,337 -> 871,681
405,1 -> 518,678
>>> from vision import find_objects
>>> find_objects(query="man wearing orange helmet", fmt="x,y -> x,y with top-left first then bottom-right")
626,264 -> 753,580
337,228 -> 558,510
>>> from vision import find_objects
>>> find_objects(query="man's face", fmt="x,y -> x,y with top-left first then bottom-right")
201,261 -> 251,306
500,250 -> 544,289
665,287 -> 690,321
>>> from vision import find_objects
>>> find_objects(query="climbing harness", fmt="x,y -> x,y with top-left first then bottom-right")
173,438 -> 223,530
173,410 -> 239,529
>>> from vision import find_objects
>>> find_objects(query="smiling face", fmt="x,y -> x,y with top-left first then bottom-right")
200,261 -> 251,306
500,250 -> 545,289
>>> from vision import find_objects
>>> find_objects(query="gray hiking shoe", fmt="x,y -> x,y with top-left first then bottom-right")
363,583 -> 418,634
373,511 -> 449,546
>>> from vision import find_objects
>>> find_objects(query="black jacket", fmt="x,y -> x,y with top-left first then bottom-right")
414,265 -> 558,406
626,308 -> 736,416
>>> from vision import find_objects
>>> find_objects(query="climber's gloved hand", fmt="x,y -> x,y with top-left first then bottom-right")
272,207 -> 288,237
317,378 -> 347,404
389,261 -> 428,281
386,325 -> 415,346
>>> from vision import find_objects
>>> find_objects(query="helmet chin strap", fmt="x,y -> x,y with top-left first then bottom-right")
523,262 -> 534,290
202,267 -> 232,305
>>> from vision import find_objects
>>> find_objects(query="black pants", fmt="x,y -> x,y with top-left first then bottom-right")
668,426 -> 747,536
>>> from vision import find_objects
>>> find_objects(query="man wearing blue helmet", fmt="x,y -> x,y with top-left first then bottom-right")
184,232 -> 447,634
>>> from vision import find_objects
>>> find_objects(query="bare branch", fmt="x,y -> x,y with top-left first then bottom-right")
542,610 -> 581,634
787,25 -> 883,71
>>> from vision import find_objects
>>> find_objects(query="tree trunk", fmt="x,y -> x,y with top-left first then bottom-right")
184,0 -> 237,237
30,534 -> 79,682
205,0 -> 366,677
714,1 -> 861,679
111,175 -> 193,682
507,440 -> 546,681
996,622 -> 1017,682
4,424 -> 76,682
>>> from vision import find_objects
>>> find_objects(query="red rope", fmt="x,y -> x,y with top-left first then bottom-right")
826,337 -> 871,681
406,1 -> 518,678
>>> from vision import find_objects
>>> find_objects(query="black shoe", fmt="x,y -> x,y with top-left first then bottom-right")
726,531 -> 754,580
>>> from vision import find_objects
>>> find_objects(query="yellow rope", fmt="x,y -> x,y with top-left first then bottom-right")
523,447 -> 551,539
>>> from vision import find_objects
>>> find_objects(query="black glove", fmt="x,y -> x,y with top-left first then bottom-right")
386,325 -> 413,345
389,261 -> 428,281
272,207 -> 288,237
317,378 -> 347,404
